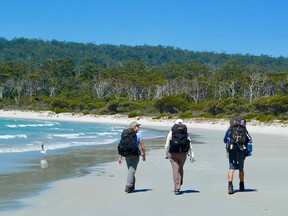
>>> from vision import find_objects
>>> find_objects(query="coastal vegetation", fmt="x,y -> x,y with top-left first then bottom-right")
0,37 -> 287,122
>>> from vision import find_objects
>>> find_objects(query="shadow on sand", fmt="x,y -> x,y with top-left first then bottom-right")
234,188 -> 258,193
132,189 -> 153,193
180,189 -> 200,194
130,188 -> 201,194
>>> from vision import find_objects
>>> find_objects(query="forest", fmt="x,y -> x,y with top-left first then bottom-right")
0,37 -> 287,122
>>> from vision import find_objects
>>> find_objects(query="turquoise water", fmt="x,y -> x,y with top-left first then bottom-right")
0,118 -> 165,174
0,118 -> 164,153
0,118 -> 165,210
0,118 -> 163,154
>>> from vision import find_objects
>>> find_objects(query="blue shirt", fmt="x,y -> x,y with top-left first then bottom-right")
136,133 -> 143,146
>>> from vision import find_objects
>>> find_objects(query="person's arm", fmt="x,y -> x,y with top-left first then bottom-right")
139,140 -> 146,161
137,133 -> 146,161
246,131 -> 252,143
190,143 -> 195,157
188,136 -> 196,162
118,155 -> 123,165
224,129 -> 230,144
223,129 -> 231,154
165,131 -> 172,159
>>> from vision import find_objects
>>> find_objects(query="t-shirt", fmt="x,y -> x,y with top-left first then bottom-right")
136,133 -> 143,146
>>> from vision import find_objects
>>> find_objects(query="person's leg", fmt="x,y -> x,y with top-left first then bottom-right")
228,169 -> 234,182
228,153 -> 235,194
239,170 -> 244,182
239,170 -> 245,191
178,153 -> 187,186
228,152 -> 235,182
239,153 -> 245,191
228,169 -> 234,194
125,156 -> 140,192
170,153 -> 181,193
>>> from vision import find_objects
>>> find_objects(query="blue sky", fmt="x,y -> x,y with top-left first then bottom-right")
0,0 -> 287,57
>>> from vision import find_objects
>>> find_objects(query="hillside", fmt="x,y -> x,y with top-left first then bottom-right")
0,37 -> 287,121
1,37 -> 288,71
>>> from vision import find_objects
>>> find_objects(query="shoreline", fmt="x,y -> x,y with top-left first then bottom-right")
1,125 -> 287,215
0,111 -> 167,211
0,110 -> 287,215
0,110 -> 166,207
0,136 -> 165,211
0,110 -> 287,135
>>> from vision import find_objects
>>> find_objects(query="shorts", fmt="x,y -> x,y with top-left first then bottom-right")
229,151 -> 246,171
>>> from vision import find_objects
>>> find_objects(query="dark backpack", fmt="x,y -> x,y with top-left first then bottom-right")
229,125 -> 247,152
169,123 -> 190,153
117,128 -> 139,157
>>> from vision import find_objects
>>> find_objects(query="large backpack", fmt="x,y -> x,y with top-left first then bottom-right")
117,128 -> 140,157
169,123 -> 190,153
228,124 -> 247,153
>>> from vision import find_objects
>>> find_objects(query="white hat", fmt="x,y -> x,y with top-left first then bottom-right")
175,119 -> 184,124
129,121 -> 141,128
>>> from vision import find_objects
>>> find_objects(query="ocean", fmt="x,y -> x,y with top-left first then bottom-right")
0,118 -> 165,211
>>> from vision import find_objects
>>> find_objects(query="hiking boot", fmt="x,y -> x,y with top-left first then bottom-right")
174,189 -> 180,195
239,182 -> 245,191
228,183 -> 234,194
125,186 -> 134,193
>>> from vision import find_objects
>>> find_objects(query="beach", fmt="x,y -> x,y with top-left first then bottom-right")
0,110 -> 287,215
0,110 -> 287,134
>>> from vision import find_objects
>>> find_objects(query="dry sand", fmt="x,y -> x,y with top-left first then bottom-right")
0,110 -> 287,216
0,110 -> 287,134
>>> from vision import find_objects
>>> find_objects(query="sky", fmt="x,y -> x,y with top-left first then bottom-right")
0,0 -> 287,57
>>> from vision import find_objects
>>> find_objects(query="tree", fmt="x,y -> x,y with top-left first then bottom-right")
25,74 -> 40,103
187,77 -> 210,103
0,86 -> 3,100
14,79 -> 25,105
93,77 -> 110,99
154,96 -> 189,113
265,72 -> 288,96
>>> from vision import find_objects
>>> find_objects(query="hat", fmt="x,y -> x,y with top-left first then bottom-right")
175,119 -> 184,124
129,121 -> 141,128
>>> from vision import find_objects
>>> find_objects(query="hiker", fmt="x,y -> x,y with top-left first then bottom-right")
165,119 -> 195,195
118,121 -> 146,193
224,114 -> 252,194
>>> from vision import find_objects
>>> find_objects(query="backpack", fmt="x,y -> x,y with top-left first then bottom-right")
169,123 -> 190,153
117,128 -> 140,157
228,125 -> 247,153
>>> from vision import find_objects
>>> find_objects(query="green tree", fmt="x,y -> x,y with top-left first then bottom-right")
154,96 -> 189,113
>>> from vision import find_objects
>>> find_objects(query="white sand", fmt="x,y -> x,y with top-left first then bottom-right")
0,110 -> 287,135
0,110 -> 287,215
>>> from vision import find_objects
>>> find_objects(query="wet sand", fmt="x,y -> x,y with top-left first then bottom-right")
0,137 -> 165,211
